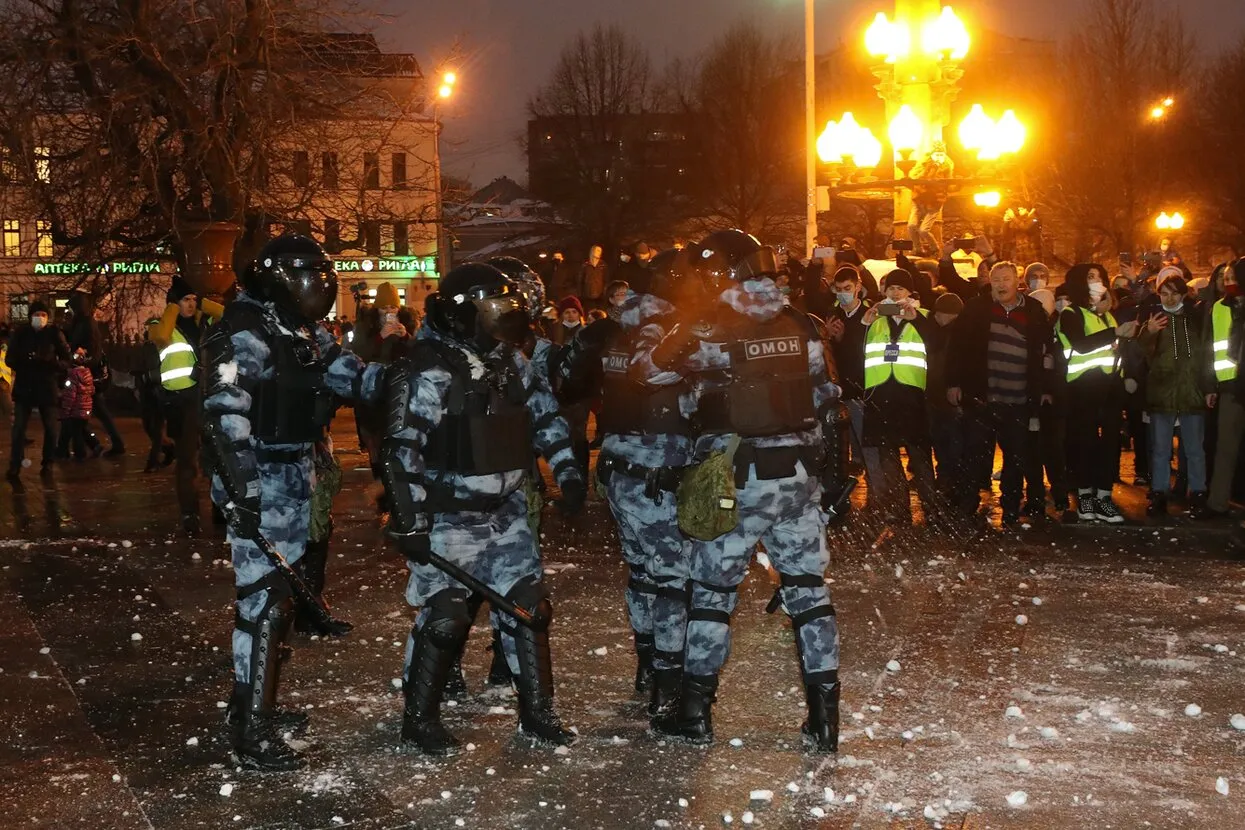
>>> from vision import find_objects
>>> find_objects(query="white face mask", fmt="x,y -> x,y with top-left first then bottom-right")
1088,281 -> 1108,301
1028,278 -> 1046,292
31,315 -> 47,330
1162,301 -> 1184,314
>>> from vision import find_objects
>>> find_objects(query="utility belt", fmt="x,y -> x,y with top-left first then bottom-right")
596,453 -> 687,502
253,446 -> 309,465
391,467 -> 515,515
730,442 -> 824,488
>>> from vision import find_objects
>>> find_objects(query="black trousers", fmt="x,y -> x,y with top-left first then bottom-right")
965,403 -> 1044,513
164,393 -> 201,516
91,390 -> 124,449
9,401 -> 57,470
1066,376 -> 1123,493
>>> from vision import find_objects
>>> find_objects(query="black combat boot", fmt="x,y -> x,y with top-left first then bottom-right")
801,673 -> 840,753
231,599 -> 305,771
633,632 -> 655,694
648,666 -> 682,720
486,627 -> 512,687
401,621 -> 465,757
225,680 -> 309,736
510,623 -> 576,746
651,673 -> 717,745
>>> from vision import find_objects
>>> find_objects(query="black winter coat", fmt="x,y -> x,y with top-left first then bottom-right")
6,323 -> 70,405
947,293 -> 1051,415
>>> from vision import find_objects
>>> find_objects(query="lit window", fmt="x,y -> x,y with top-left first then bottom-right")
35,147 -> 49,182
36,220 -> 52,257
2,220 -> 19,256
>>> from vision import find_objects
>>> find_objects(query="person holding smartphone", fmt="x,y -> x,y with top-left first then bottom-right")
859,269 -> 941,525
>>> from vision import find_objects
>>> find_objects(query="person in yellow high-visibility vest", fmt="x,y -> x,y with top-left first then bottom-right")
859,268 -> 940,525
1056,264 -> 1139,524
0,329 -> 12,427
1207,259 -> 1244,518
147,276 -> 224,537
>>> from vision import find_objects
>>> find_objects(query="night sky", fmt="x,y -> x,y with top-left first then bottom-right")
375,0 -> 1245,187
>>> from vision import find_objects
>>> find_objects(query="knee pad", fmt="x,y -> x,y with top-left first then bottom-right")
236,570 -> 294,634
420,588 -> 472,648
506,576 -> 553,632
688,579 -> 738,625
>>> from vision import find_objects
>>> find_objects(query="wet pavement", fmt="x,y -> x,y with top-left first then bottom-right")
2,413 -> 1244,829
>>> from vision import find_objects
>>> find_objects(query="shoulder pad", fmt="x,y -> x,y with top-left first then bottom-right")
406,338 -> 453,373
219,300 -> 270,337
780,305 -> 820,339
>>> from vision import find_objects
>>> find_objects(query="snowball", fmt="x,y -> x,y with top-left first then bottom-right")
191,552 -> 201,561
1032,597 -> 1043,606
729,738 -> 744,748
1015,615 -> 1028,626
553,745 -> 570,756
1006,791 -> 1027,807
786,782 -> 800,794
823,787 -> 835,802
1005,705 -> 1025,719
391,678 -> 403,689
485,768 -> 495,776
592,646 -> 608,656
186,737 -> 199,747
902,730 -> 915,740
843,794 -> 857,804
1195,596 -> 1209,604
441,790 -> 451,800
1110,720 -> 1136,733
112,774 -> 121,783
121,540 -> 133,549
1229,713 -> 1245,731
219,783 -> 234,797
810,806 -> 826,818
1217,778 -> 1230,796
39,647 -> 50,655
722,812 -> 733,824
678,798 -> 689,808
749,790 -> 773,803
130,633 -> 143,642
1039,727 -> 1060,739
886,660 -> 901,672
1184,704 -> 1202,717
740,811 -> 755,825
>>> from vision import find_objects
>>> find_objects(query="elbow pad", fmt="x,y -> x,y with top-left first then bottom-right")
202,420 -> 259,507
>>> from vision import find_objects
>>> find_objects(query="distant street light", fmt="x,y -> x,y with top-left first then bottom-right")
1155,211 -> 1185,231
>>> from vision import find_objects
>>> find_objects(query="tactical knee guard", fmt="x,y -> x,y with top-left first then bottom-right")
236,571 -> 295,715
502,577 -> 574,746
403,588 -> 472,756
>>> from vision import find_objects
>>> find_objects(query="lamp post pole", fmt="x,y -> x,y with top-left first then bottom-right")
804,0 -> 818,260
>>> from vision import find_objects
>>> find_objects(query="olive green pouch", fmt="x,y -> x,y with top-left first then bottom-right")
676,435 -> 742,541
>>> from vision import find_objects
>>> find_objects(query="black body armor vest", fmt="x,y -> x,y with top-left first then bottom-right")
597,330 -> 692,436
697,308 -> 816,437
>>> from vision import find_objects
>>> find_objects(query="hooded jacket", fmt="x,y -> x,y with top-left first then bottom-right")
1138,299 -> 1215,413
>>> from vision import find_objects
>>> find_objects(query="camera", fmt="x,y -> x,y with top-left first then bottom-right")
889,239 -> 914,252
348,281 -> 369,303
877,303 -> 903,316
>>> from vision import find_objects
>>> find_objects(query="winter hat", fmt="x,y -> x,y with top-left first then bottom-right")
1155,266 -> 1183,289
1023,262 -> 1050,283
933,293 -> 964,315
373,281 -> 400,309
882,268 -> 914,292
557,295 -> 584,316
1028,288 -> 1056,318
29,300 -> 49,317
166,275 -> 196,304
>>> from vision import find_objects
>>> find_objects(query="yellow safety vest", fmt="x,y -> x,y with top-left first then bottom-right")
0,342 -> 11,386
159,327 -> 198,391
1212,298 -> 1237,383
1058,307 -> 1118,382
864,309 -> 929,390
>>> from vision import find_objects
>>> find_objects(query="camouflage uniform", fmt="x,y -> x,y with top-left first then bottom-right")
656,276 -> 842,749
203,293 -> 383,682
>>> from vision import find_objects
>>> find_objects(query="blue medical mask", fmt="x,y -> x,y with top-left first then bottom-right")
836,291 -> 856,307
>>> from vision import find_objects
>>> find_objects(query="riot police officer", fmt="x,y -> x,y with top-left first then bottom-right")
649,229 -> 847,753
202,235 -> 385,771
380,262 -> 585,757
559,248 -> 702,719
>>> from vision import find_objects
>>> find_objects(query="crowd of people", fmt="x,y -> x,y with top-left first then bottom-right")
0,228 -> 1241,777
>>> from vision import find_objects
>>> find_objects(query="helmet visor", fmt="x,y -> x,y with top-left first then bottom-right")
475,294 -> 530,347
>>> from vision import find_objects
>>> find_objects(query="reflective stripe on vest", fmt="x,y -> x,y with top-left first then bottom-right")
0,343 -> 11,386
863,311 -> 928,390
1212,299 -> 1237,382
1058,307 -> 1117,382
159,329 -> 197,390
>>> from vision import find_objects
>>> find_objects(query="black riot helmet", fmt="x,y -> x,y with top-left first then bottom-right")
689,229 -> 779,293
243,235 -> 338,324
486,256 -> 546,324
425,263 -> 530,354
647,247 -> 705,309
